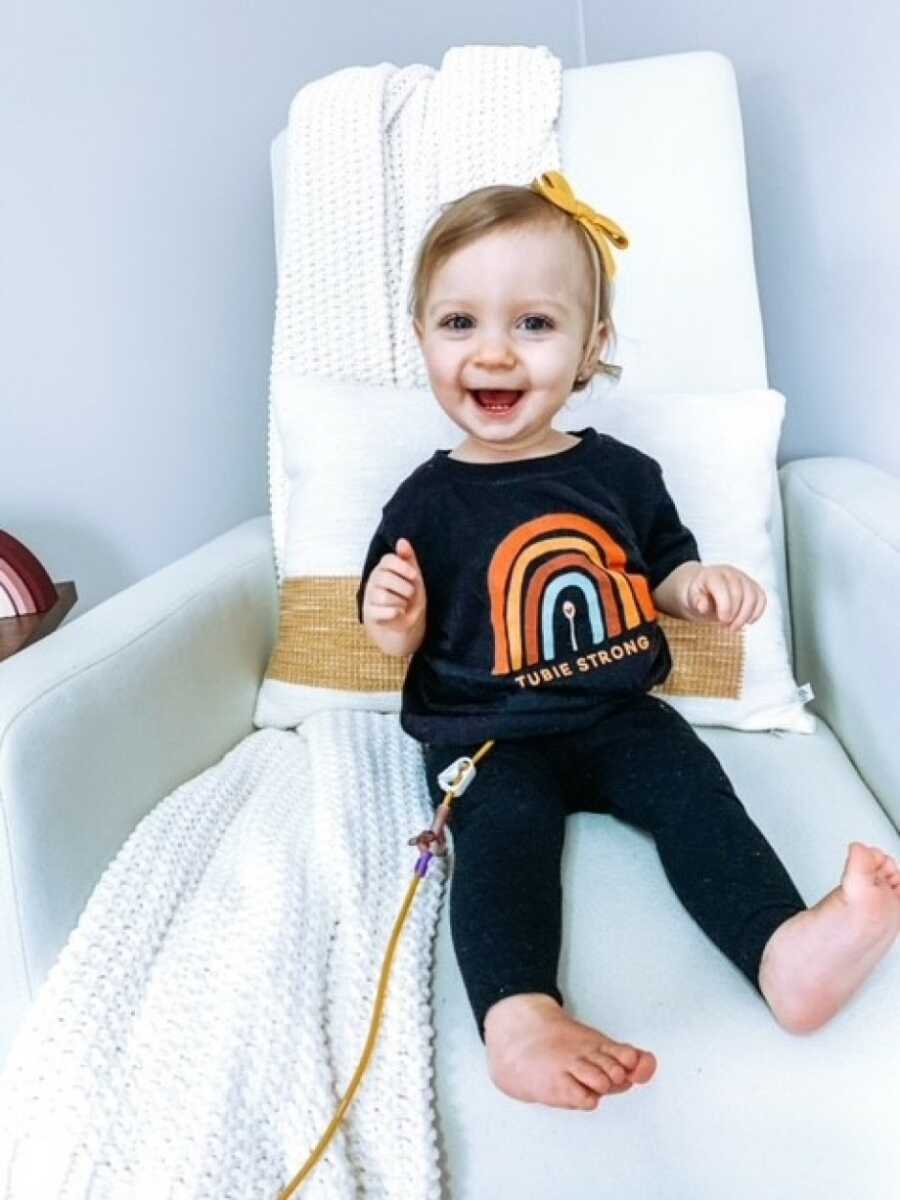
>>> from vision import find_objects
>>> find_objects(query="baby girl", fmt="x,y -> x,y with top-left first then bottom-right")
357,171 -> 900,1111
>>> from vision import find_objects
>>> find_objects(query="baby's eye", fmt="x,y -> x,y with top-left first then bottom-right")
438,314 -> 554,332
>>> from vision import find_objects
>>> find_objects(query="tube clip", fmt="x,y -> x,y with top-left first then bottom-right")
437,756 -> 476,797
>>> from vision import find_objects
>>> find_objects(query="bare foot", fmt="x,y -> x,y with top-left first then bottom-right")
483,992 -> 657,1111
759,842 -> 900,1033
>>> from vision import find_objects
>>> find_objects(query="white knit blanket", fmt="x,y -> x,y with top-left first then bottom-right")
0,716 -> 446,1198
0,47 -> 562,1198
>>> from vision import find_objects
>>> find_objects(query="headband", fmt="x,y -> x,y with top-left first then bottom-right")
529,170 -> 629,280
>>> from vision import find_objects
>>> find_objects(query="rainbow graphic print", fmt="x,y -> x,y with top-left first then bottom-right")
488,512 -> 657,675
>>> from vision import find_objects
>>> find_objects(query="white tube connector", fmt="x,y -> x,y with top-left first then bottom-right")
437,756 -> 477,797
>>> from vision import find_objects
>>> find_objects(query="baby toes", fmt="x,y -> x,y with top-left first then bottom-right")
870,845 -> 892,868
566,1077 -> 602,1110
585,1051 -> 628,1085
608,1043 -> 639,1072
570,1058 -> 613,1097
876,856 -> 898,885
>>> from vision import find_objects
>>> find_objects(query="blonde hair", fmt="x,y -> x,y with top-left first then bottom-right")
408,182 -> 622,391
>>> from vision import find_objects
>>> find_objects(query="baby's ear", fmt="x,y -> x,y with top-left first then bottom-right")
579,323 -> 606,375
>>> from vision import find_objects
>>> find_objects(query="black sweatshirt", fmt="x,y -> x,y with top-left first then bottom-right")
356,426 -> 700,746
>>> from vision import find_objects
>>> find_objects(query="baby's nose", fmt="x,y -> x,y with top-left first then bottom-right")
474,336 -> 515,363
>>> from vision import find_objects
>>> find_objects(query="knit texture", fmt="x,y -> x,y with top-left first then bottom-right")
0,715 -> 447,1198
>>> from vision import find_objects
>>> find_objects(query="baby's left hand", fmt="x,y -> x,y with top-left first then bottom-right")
684,564 -> 766,633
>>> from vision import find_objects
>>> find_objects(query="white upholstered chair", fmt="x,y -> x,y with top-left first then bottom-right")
2,50 -> 899,1198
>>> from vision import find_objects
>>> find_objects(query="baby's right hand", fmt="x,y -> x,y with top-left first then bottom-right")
363,537 -> 428,631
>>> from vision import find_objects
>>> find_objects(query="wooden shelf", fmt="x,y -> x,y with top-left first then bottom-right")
0,582 -> 78,663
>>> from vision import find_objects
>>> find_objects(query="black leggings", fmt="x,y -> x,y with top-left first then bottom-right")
420,692 -> 808,1043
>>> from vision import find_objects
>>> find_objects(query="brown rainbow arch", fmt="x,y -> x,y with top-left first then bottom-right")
488,513 -> 656,674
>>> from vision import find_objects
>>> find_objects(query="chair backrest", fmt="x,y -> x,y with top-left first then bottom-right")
269,49 -> 795,651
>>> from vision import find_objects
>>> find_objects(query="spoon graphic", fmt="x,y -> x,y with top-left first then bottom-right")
562,599 -> 578,652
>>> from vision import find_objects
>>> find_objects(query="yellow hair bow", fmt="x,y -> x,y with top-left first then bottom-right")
529,170 -> 629,280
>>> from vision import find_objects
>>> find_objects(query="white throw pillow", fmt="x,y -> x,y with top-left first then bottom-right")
252,375 -> 815,734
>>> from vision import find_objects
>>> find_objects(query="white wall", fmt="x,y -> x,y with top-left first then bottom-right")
583,0 -> 900,470
1,1 -> 896,619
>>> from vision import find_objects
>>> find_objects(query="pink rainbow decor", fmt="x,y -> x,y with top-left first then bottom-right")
0,531 -> 59,618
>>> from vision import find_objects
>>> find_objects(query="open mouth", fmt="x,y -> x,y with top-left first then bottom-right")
470,389 -> 524,412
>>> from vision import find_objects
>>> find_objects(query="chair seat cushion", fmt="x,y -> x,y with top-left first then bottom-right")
430,718 -> 900,1198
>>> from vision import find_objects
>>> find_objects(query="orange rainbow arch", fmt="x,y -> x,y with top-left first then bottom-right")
488,513 -> 656,674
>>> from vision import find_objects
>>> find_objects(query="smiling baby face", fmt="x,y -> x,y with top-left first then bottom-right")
413,222 -> 607,462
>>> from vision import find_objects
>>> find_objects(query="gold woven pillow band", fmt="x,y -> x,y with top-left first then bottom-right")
266,578 -> 745,701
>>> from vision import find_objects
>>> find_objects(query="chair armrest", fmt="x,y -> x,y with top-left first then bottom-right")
779,456 -> 900,829
0,515 -> 278,1058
